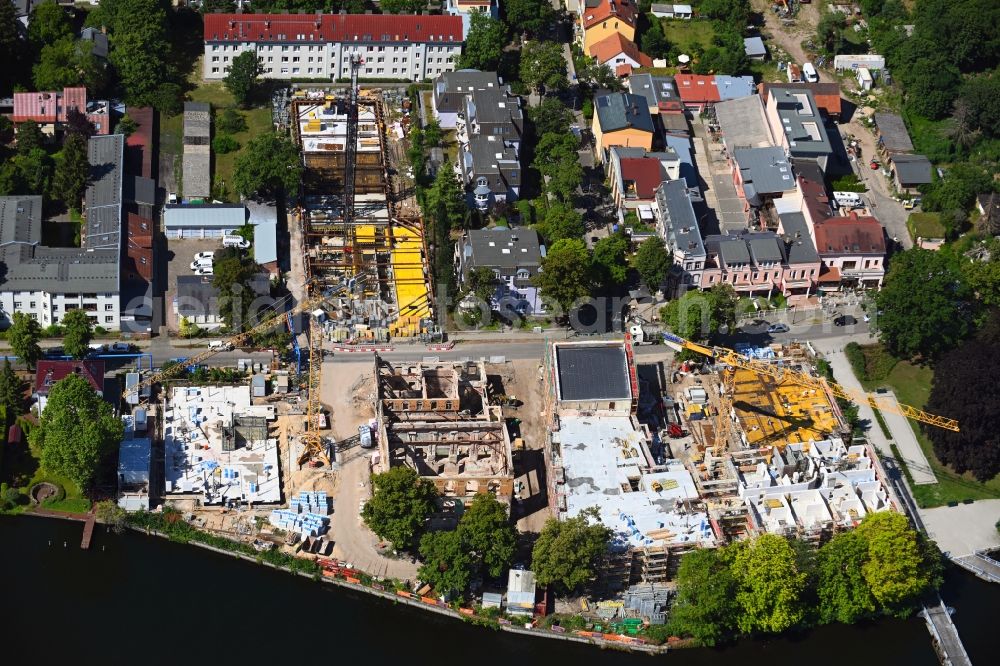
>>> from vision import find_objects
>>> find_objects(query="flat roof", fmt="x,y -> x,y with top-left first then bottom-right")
555,343 -> 631,402
559,416 -> 713,550
716,95 -> 773,149
164,204 -> 247,228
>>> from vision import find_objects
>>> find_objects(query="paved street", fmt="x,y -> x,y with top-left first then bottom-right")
850,154 -> 913,249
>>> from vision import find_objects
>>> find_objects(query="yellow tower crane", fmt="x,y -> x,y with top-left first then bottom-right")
662,333 -> 959,432
298,314 -> 329,467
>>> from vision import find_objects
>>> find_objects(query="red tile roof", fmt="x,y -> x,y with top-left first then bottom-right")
35,360 -> 105,396
13,87 -> 86,123
582,0 -> 638,30
204,13 -> 463,44
126,212 -> 154,282
589,32 -> 652,68
674,74 -> 721,104
619,157 -> 665,199
125,107 -> 155,179
814,215 -> 885,256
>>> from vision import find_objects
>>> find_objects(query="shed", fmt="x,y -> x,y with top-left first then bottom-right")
856,67 -> 873,91
743,37 -> 767,61
251,374 -> 267,398
275,375 -> 290,394
506,569 -> 537,616
482,592 -> 503,609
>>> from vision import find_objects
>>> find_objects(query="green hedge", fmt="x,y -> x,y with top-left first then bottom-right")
844,342 -> 868,380
845,343 -> 898,382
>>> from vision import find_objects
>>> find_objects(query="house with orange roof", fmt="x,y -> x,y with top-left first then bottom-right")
589,32 -> 652,72
579,0 -> 638,54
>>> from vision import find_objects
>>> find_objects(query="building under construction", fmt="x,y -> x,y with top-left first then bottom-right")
373,356 -> 514,501
291,85 -> 434,340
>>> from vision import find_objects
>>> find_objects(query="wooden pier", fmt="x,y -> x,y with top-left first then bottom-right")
921,598 -> 973,666
80,510 -> 97,549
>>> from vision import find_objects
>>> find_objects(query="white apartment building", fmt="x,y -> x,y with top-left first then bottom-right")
203,13 -> 464,81
0,135 -> 125,331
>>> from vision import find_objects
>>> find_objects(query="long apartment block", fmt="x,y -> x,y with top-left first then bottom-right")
203,13 -> 464,81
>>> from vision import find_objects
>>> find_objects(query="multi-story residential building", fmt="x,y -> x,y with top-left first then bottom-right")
701,231 -> 818,298
579,0 -> 638,54
445,0 -> 496,18
0,137 -> 125,330
654,179 -> 705,296
813,214 -> 886,289
731,146 -> 797,220
455,227 -> 545,315
592,92 -> 654,163
589,31 -> 651,74
434,70 -> 524,210
12,86 -> 111,135
627,73 -> 688,136
759,82 -> 843,121
776,211 -> 821,297
763,87 -> 833,172
607,146 -> 679,217
203,13 -> 463,82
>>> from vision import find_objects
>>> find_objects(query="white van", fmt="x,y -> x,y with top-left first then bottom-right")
803,62 -> 819,83
222,235 -> 250,249
208,340 -> 231,350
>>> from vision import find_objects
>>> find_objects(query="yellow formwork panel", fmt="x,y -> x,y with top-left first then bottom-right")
390,225 -> 430,332
731,368 -> 840,448
355,225 -> 377,245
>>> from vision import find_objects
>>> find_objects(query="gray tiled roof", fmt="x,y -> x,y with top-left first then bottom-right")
892,154 -> 932,185
778,212 -> 819,264
84,134 -> 124,249
627,73 -> 677,108
717,238 -> 751,265
434,69 -> 502,113
595,93 -> 655,134
874,113 -> 913,154
734,146 -> 795,202
746,235 -> 784,263
656,179 -> 704,257
464,227 -> 541,272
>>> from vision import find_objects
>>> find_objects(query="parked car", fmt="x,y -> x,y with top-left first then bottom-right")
190,260 -> 212,270
834,314 -> 858,326
767,323 -> 790,334
223,235 -> 250,249
108,342 -> 133,353
194,266 -> 214,276
194,251 -> 215,261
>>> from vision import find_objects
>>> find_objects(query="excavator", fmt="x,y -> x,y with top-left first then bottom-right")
661,332 -> 959,432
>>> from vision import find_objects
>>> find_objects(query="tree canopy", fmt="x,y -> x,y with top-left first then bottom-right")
52,133 -> 90,209
0,359 -> 27,419
528,97 -> 572,138
212,247 -> 263,332
418,529 -> 472,599
924,314 -> 1000,481
632,237 -> 672,291
61,309 -> 94,359
729,534 -> 809,635
361,466 -> 438,551
815,530 -> 878,624
663,283 -> 737,341
459,13 -> 506,72
531,508 -> 611,594
534,238 -> 592,316
233,132 -> 303,199
225,51 -> 263,108
519,41 -> 568,93
666,548 -> 738,646
28,1 -> 73,49
854,511 -> 942,612
504,0 -> 556,38
94,0 -> 176,109
30,373 -> 125,489
466,266 -> 499,306
7,312 -> 43,370
875,249 -> 972,359
534,200 -> 585,245
592,231 -> 629,287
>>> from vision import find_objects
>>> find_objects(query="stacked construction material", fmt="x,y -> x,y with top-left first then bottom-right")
269,509 -> 330,536
290,491 -> 329,515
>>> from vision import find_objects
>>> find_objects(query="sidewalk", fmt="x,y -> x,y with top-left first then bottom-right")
814,341 -> 938,485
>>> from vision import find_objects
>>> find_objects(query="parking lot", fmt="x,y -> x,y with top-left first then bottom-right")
165,237 -> 225,332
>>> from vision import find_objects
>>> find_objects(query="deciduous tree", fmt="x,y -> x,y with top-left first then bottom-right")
61,309 -> 93,359
418,529 -> 472,598
7,312 -> 43,369
225,51 -> 263,108
855,511 -> 942,613
504,0 -> 555,38
233,132 -> 303,198
816,530 -> 878,624
361,466 -> 438,551
519,41 -> 568,94
30,372 -> 124,489
531,508 -> 611,594
459,493 -> 516,578
632,236 -> 672,291
666,548 -> 738,646
28,1 -> 73,48
459,13 -> 506,72
729,534 -> 809,634
0,359 -> 27,419
52,133 -> 90,209
875,249 -> 972,359
533,238 -> 592,316
529,97 -> 572,137
592,231 -> 629,287
534,200 -> 584,244
467,266 -> 499,306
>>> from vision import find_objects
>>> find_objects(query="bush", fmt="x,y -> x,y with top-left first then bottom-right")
93,326 -> 107,336
43,324 -> 64,337
212,134 -> 240,154
582,97 -> 594,120
844,342 -> 868,380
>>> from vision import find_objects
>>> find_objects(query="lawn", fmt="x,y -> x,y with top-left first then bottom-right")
1,424 -> 89,515
659,18 -> 717,53
42,498 -> 92,514
859,360 -> 1000,507
907,213 -> 945,241
159,81 -> 274,202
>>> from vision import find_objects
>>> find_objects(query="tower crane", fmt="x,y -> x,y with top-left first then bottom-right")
662,332 -> 959,432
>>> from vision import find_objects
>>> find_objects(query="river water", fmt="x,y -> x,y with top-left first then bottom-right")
2,515 -> 993,664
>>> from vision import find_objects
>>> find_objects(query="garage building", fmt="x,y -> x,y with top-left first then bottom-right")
164,204 -> 247,239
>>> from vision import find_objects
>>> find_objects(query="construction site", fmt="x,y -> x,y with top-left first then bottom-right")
374,356 -> 515,502
287,72 -> 436,343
